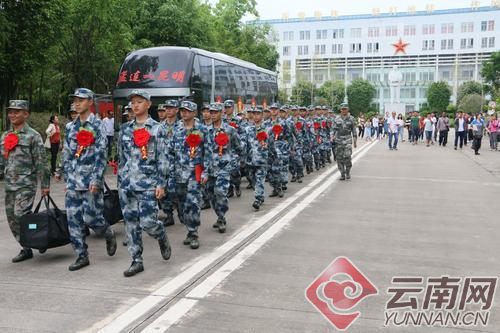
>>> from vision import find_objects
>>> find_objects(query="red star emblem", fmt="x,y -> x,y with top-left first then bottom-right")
392,38 -> 409,55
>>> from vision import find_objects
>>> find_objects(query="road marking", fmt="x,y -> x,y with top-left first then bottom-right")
355,175 -> 500,187
98,141 -> 376,333
140,141 -> 377,333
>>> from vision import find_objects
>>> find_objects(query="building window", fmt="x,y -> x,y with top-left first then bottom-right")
441,40 -> 446,50
461,70 -> 473,80
283,31 -> 294,41
441,23 -> 454,34
404,25 -> 416,36
367,42 -> 379,53
331,44 -> 343,54
368,27 -> 379,37
385,26 -> 397,36
299,30 -> 310,40
283,46 -> 290,56
314,44 -> 326,55
441,71 -> 451,81
422,40 -> 435,51
423,24 -> 435,35
350,28 -> 362,38
440,39 -> 454,50
481,20 -> 495,31
461,22 -> 474,33
482,37 -> 488,48
448,39 -> 454,49
332,29 -> 344,39
460,38 -> 474,49
316,29 -> 327,39
420,72 -> 434,82
349,43 -> 361,53
489,37 -> 495,48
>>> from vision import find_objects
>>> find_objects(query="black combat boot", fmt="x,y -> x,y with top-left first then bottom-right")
227,186 -> 234,198
123,261 -> 144,277
290,175 -> 297,182
338,163 -> 346,181
252,200 -> 261,210
106,229 -> 117,256
190,232 -> 199,249
200,201 -> 211,210
159,235 -> 172,260
269,188 -> 280,197
346,167 -> 351,180
69,256 -> 90,271
12,248 -> 33,263
235,185 -> 241,197
215,218 -> 227,233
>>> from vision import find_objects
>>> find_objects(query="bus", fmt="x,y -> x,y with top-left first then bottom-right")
113,46 -> 278,120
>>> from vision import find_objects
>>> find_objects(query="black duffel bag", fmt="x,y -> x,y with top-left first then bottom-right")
104,182 -> 123,225
20,195 -> 70,250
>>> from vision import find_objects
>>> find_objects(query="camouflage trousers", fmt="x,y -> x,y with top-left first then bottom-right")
269,152 -> 288,189
66,190 -> 112,258
176,180 -> 201,232
335,143 -> 353,173
248,165 -> 266,202
159,190 -> 175,216
201,183 -> 210,207
5,188 -> 36,244
206,173 -> 230,220
119,189 -> 166,263
230,158 -> 241,189
289,146 -> 304,177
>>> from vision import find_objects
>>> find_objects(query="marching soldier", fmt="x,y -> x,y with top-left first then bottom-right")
0,100 -> 50,262
299,106 -> 314,174
118,90 -> 171,277
200,103 -> 212,210
245,108 -> 274,210
168,101 -> 208,249
203,103 -> 241,233
332,103 -> 357,180
63,88 -> 117,271
223,100 -> 243,198
290,106 -> 305,183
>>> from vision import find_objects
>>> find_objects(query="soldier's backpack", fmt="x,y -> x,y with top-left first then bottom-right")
103,182 -> 123,225
20,195 -> 70,250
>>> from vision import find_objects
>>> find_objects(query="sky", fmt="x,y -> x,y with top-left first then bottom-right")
232,0 -> 486,21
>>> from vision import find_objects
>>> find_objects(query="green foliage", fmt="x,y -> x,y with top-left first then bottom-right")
481,51 -> 500,90
277,88 -> 288,104
346,79 -> 376,117
316,80 -> 345,109
457,81 -> 482,105
427,81 -> 451,112
458,93 -> 484,115
289,81 -> 315,106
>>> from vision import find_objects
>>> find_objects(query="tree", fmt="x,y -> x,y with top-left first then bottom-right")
289,81 -> 315,106
457,81 -> 482,105
427,81 -> 451,112
317,80 -> 345,109
458,94 -> 484,115
481,51 -> 500,90
277,88 -> 288,104
346,79 -> 375,116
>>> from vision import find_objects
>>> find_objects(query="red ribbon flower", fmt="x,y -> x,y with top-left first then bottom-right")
229,122 -> 238,129
256,130 -> 268,148
3,132 -> 19,159
313,122 -> 320,130
133,128 -> 151,160
108,160 -> 118,175
295,122 -> 303,131
321,121 -> 327,128
75,128 -> 95,158
272,124 -> 283,140
214,131 -> 229,157
186,131 -> 202,159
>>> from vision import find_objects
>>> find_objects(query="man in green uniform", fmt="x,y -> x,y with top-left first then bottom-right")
332,103 -> 357,181
0,100 -> 50,262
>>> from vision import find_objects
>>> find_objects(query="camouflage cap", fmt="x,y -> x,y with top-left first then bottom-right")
269,102 -> 280,109
209,103 -> 223,112
7,100 -> 29,111
224,100 -> 235,108
179,100 -> 197,112
127,89 -> 151,101
69,88 -> 94,99
157,104 -> 166,111
165,99 -> 179,108
340,103 -> 349,109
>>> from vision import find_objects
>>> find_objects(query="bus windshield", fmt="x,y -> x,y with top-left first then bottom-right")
115,48 -> 194,89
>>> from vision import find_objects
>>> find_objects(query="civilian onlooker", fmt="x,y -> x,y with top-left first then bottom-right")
471,114 -> 485,155
387,112 -> 399,150
397,114 -> 405,142
45,115 -> 61,175
103,111 -> 115,161
486,114 -> 498,151
405,115 -> 411,142
383,112 -> 389,139
423,114 -> 433,147
467,113 -> 474,143
364,117 -> 372,141
358,114 -> 365,138
454,112 -> 467,150
418,115 -> 425,141
378,117 -> 384,139
410,112 -> 420,145
436,112 -> 450,147
372,116 -> 379,139
431,112 -> 437,143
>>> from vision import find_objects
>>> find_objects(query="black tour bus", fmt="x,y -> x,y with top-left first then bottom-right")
113,46 -> 278,121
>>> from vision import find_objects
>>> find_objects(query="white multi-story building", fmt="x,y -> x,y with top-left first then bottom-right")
251,6 -> 500,112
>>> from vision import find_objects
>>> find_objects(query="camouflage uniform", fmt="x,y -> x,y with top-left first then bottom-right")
118,117 -> 168,263
205,120 -> 241,225
290,116 -> 306,181
159,118 -> 179,220
63,112 -> 112,259
302,112 -> 315,173
224,112 -> 245,197
319,113 -> 332,165
1,120 -> 50,244
332,113 -> 357,178
265,117 -> 294,194
245,120 -> 274,205
168,113 -> 208,236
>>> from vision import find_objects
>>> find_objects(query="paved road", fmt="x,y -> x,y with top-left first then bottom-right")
0,138 -> 499,333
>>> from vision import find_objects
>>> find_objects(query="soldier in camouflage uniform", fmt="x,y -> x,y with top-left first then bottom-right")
245,107 -> 274,210
63,88 -> 117,271
158,100 -> 180,226
290,106 -> 305,183
300,107 -> 314,174
223,100 -> 243,198
168,101 -> 208,249
200,103 -> 212,211
332,103 -> 357,181
319,106 -> 332,166
118,90 -> 171,277
0,100 -> 50,263
203,103 -> 242,233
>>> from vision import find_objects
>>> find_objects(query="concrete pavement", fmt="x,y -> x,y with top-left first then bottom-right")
0,138 -> 499,333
